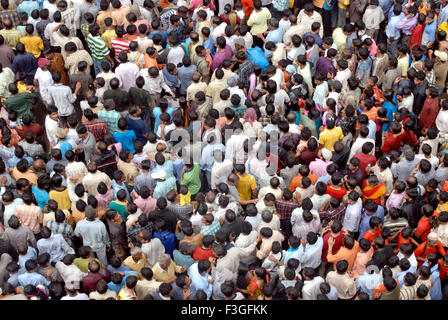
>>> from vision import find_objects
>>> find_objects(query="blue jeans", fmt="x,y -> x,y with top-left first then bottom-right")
93,59 -> 110,76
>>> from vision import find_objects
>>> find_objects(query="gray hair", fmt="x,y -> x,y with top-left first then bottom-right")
261,210 -> 273,223
158,253 -> 171,265
131,247 -> 142,256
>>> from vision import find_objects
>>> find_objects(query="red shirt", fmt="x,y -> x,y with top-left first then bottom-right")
321,231 -> 345,262
382,133 -> 404,154
414,241 -> 447,266
192,247 -> 215,261
396,232 -> 411,250
416,216 -> 432,242
353,153 -> 377,176
438,259 -> 448,281
410,24 -> 425,51
326,185 -> 347,201
401,129 -> 418,146
15,123 -> 44,140
419,97 -> 439,130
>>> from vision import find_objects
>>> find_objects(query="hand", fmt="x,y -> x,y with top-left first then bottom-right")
301,239 -> 306,246
180,266 -> 188,273
1,176 -> 7,187
170,91 -> 175,97
75,81 -> 82,91
183,288 -> 191,300
268,255 -> 277,262
328,237 -> 335,247
208,276 -> 214,284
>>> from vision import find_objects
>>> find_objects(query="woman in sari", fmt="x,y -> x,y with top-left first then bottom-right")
362,174 -> 387,206
238,267 -> 270,300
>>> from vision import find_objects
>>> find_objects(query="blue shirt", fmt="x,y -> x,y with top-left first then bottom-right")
356,272 -> 383,299
397,267 -> 416,287
18,271 -> 51,288
323,0 -> 336,10
379,0 -> 393,15
423,20 -> 437,44
12,53 -> 37,85
200,144 -> 225,172
358,206 -> 385,241
153,230 -> 177,256
112,180 -> 131,202
386,13 -> 405,39
177,65 -> 197,95
152,160 -> 174,178
153,106 -> 175,134
148,30 -> 168,48
172,158 -> 184,180
381,100 -> 397,133
162,66 -> 180,90
17,0 -> 39,17
55,139 -> 73,158
202,37 -> 215,57
8,155 -> 33,169
126,115 -> 147,144
424,262 -> 443,300
19,247 -> 37,271
187,262 -> 213,299
32,186 -> 50,212
107,264 -> 132,275
113,130 -> 137,154
173,249 -> 196,268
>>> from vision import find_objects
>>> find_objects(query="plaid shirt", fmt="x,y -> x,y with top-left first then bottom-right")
97,109 -> 121,134
275,199 -> 299,221
127,223 -> 154,247
15,204 -> 43,234
85,119 -> 108,141
173,249 -> 195,268
166,202 -> 193,222
47,220 -> 74,247
200,220 -> 221,236
81,23 -> 90,40
0,10 -> 19,27
319,205 -> 346,228
237,60 -> 254,89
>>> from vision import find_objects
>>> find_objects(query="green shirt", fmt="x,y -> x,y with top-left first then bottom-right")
5,92 -> 39,118
87,34 -> 110,61
109,200 -> 128,220
73,257 -> 105,273
181,163 -> 201,195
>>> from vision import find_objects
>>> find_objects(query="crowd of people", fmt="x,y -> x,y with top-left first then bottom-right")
0,0 -> 447,301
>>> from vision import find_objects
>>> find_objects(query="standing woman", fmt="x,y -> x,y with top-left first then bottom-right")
247,0 -> 271,48
219,4 -> 241,29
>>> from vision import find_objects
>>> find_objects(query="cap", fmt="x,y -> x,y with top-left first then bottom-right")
234,37 -> 245,47
435,50 -> 448,62
227,76 -> 238,87
179,241 -> 195,253
286,65 -> 296,74
136,230 -> 152,241
53,128 -> 66,139
65,280 -> 79,290
328,80 -> 342,92
151,170 -> 166,180
428,232 -> 438,241
37,58 -> 47,68
321,148 -> 332,161
361,35 -> 371,42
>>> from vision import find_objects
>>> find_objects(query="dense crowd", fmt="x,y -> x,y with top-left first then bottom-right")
0,0 -> 447,301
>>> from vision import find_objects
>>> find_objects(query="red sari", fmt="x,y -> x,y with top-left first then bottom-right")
241,0 -> 253,18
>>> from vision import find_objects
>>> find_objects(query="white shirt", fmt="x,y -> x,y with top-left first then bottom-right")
436,109 -> 448,134
211,23 -> 227,43
47,83 -> 76,116
167,46 -> 185,66
297,236 -> 324,271
225,133 -> 249,164
349,136 -> 376,160
398,93 -> 414,113
397,252 -> 418,270
34,68 -> 54,104
234,230 -> 258,248
302,276 -> 325,300
334,68 -> 351,91
45,116 -> 58,147
115,62 -> 140,92
140,69 -> 172,94
343,198 -> 363,232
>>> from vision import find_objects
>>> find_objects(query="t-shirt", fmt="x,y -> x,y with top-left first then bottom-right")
247,8 -> 271,35
113,130 -> 137,154
319,127 -> 344,151
326,185 -> 347,200
181,164 -> 201,195
236,173 -> 257,201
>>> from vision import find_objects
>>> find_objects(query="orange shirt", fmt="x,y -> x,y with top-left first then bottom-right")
396,232 -> 412,250
327,241 -> 360,271
11,168 -> 37,186
372,280 -> 400,299
144,55 -> 159,69
72,209 -> 86,225
288,173 -> 318,192
361,228 -> 382,243
416,216 -> 432,242
363,107 -> 378,122
414,240 -> 447,266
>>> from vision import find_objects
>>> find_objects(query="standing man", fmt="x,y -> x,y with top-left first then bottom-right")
87,24 -> 114,75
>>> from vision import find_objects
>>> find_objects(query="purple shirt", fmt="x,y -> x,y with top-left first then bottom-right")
211,45 -> 232,71
315,56 -> 336,80
386,190 -> 404,211
396,15 -> 417,36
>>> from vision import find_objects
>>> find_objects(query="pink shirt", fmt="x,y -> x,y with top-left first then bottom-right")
134,196 -> 157,214
309,159 -> 333,177
350,247 -> 374,279
97,188 -> 114,208
386,190 -> 404,212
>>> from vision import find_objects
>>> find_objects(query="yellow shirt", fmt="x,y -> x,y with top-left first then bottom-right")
179,191 -> 191,206
20,36 -> 44,58
319,127 -> 344,151
152,260 -> 183,282
398,54 -> 409,77
49,188 -> 72,210
17,81 -> 29,93
236,173 -> 257,201
101,29 -> 117,49
247,8 -> 271,35
123,255 -> 147,279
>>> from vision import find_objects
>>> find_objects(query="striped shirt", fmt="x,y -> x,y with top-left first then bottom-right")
15,204 -> 43,234
110,37 -> 131,60
97,109 -> 121,134
87,34 -> 110,61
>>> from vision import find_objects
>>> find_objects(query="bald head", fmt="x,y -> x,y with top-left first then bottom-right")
192,72 -> 201,83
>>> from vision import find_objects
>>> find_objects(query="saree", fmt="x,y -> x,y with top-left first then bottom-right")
363,183 -> 386,205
